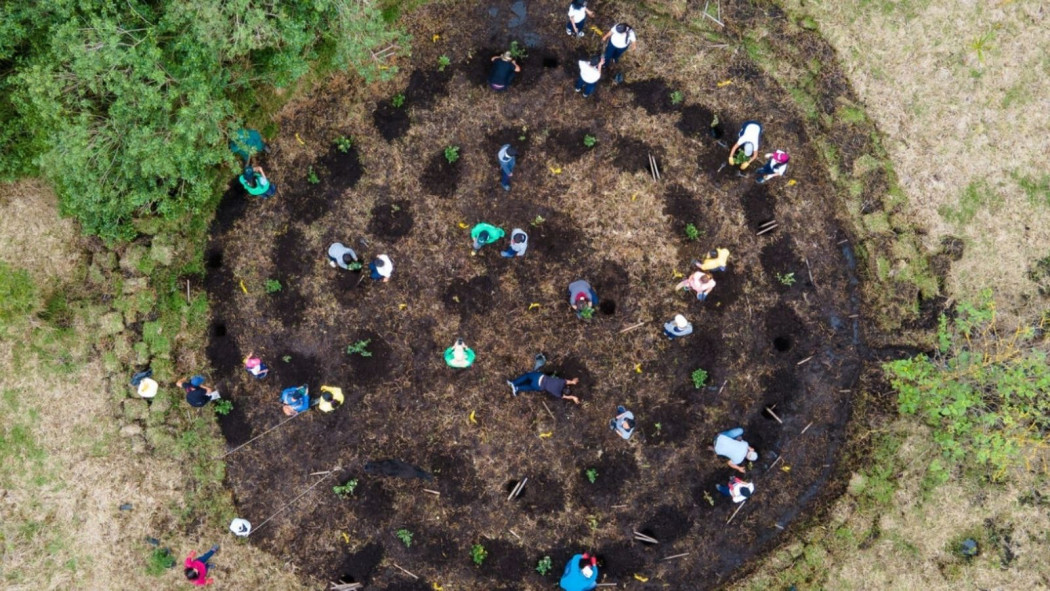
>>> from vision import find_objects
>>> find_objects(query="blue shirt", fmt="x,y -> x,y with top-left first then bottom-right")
560,555 -> 598,591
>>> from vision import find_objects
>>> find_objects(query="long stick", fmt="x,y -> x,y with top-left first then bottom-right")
219,413 -> 302,458
661,552 -> 690,561
250,470 -> 340,536
541,401 -> 556,421
726,500 -> 746,525
765,407 -> 783,424
186,279 -> 191,304
618,321 -> 647,334
392,564 -> 418,580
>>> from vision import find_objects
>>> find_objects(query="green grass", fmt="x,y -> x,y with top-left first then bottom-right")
1013,172 -> 1050,207
938,180 -> 1001,225
0,262 -> 38,329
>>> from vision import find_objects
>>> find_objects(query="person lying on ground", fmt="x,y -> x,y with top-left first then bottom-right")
177,376 -> 220,408
501,228 -> 529,258
488,52 -> 521,91
318,385 -> 344,413
712,427 -> 759,473
728,121 -> 763,170
676,271 -> 715,301
281,385 -> 309,416
696,248 -> 730,272
238,165 -> 276,198
568,279 -> 599,317
444,338 -> 476,369
243,352 -> 269,379
327,242 -> 360,270
560,552 -> 599,591
184,545 -> 219,586
471,222 -> 506,255
507,371 -> 581,404
369,254 -> 393,282
609,405 -> 636,440
716,475 -> 754,504
756,149 -> 790,184
663,313 -> 693,339
566,0 -> 595,37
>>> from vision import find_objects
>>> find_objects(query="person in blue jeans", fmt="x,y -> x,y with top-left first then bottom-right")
501,228 -> 528,258
575,56 -> 603,97
609,405 -> 635,440
713,427 -> 758,473
560,553 -> 599,591
508,372 -> 581,404
497,144 -> 517,191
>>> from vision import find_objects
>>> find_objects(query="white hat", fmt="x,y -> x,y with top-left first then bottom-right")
137,378 -> 158,399
746,450 -> 758,462
673,314 -> 689,329
229,518 -> 252,537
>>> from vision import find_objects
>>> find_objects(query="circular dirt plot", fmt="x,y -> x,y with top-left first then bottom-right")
204,2 -> 869,589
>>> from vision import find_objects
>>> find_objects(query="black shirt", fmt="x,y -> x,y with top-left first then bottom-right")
489,60 -> 515,86
185,386 -> 210,407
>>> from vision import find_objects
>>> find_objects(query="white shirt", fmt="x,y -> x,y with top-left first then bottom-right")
578,60 -> 601,83
739,123 -> 762,153
610,26 -> 636,48
568,4 -> 587,23
374,254 -> 393,278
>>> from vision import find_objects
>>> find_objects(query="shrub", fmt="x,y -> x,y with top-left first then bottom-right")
334,136 -> 353,153
585,468 -> 598,483
396,528 -> 413,548
444,145 -> 460,164
333,479 -> 358,498
307,166 -> 320,184
470,543 -> 487,566
145,547 -> 176,576
536,555 -> 552,575
684,223 -> 701,241
346,339 -> 372,357
213,399 -> 233,416
391,93 -> 405,108
670,90 -> 684,105
509,40 -> 528,59
0,263 -> 38,327
691,368 -> 708,389
264,279 -> 282,293
438,55 -> 451,71
777,272 -> 796,286
583,134 -> 598,148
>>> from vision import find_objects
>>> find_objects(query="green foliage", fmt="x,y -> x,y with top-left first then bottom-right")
145,547 -> 176,576
583,134 -> 598,148
438,55 -> 451,71
509,41 -> 528,60
585,468 -> 598,483
346,339 -> 372,357
391,93 -> 405,108
334,136 -> 353,153
938,180 -> 1002,225
732,149 -> 750,166
691,368 -> 709,389
213,399 -> 233,416
535,555 -> 552,575
444,145 -> 460,164
670,90 -> 684,105
470,543 -> 488,566
396,528 -> 413,547
282,355 -> 292,363
264,278 -> 282,293
0,0 -> 406,241
578,307 -> 595,320
333,478 -> 358,498
0,262 -> 38,328
684,223 -> 701,241
530,215 -> 545,227
307,166 -> 321,184
884,292 -> 1050,480
777,272 -> 797,286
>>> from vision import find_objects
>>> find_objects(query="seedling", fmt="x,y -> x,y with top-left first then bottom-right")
390,202 -> 402,213
579,307 -> 595,320
334,136 -> 353,153
333,479 -> 358,498
213,399 -> 234,416
654,422 -> 662,432
530,214 -> 545,227
282,355 -> 292,363
444,145 -> 460,164
470,543 -> 488,566
583,134 -> 598,148
536,555 -> 552,575
670,90 -> 684,105
509,40 -> 528,59
731,150 -> 749,166
776,272 -> 797,286
307,165 -> 320,184
585,468 -> 598,483
346,339 -> 373,357
391,93 -> 405,108
587,515 -> 599,531
264,279 -> 282,293
691,368 -> 708,389
347,261 -> 363,271
396,528 -> 413,548
684,223 -> 702,241
438,55 -> 451,71
703,491 -> 715,506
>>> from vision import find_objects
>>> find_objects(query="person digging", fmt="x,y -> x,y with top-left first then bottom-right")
568,279 -> 599,318
560,552 -> 599,591
470,222 -> 505,256
177,375 -> 221,408
728,120 -> 763,172
280,385 -> 310,416
711,427 -> 758,473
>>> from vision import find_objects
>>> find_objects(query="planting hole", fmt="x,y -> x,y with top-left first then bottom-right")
599,300 -> 617,315
542,57 -> 559,68
212,323 -> 227,337
205,250 -> 223,269
773,336 -> 792,352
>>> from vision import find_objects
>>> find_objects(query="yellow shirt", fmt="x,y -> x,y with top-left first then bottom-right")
699,248 -> 730,271
318,386 -> 344,412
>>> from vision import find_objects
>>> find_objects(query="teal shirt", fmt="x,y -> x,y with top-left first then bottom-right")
470,223 -> 505,244
239,173 -> 271,196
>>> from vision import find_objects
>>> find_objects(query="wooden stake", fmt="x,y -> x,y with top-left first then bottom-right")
726,500 -> 746,525
508,477 -> 528,501
804,257 -> 816,287
796,356 -> 813,366
661,552 -> 690,561
800,422 -> 814,435
702,1 -> 725,27
618,321 -> 647,334
769,456 -> 784,471
765,406 -> 783,424
633,531 -> 659,544
330,583 -> 363,591
392,563 -> 418,580
508,529 -> 521,540
757,222 -> 778,236
186,279 -> 191,303
717,379 -> 728,396
422,489 -> 441,496
774,523 -> 785,530
310,470 -> 335,476
541,401 -> 556,421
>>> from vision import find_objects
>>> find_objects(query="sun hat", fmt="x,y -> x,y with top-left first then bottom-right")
501,51 -> 513,61
746,450 -> 759,461
137,378 -> 158,399
229,518 -> 252,537
673,314 -> 689,329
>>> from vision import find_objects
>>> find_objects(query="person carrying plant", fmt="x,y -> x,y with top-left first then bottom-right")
560,552 -> 599,591
601,23 -> 636,64
488,52 -> 521,91
609,405 -> 636,440
470,222 -> 505,255
177,376 -> 221,408
756,149 -> 790,183
444,338 -> 476,368
369,254 -> 394,282
568,279 -> 598,317
716,475 -> 755,504
663,314 -> 693,339
566,0 -> 595,37
728,121 -> 763,171
280,385 -> 310,416
497,144 -> 517,191
574,56 -> 604,98
712,427 -> 758,473
327,242 -> 360,270
501,228 -> 529,258
507,371 -> 581,404
317,385 -> 344,413
696,248 -> 730,272
184,544 -> 219,586
243,352 -> 269,379
239,165 -> 276,198
676,271 -> 715,301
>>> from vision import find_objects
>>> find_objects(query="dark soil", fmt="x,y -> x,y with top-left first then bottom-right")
612,136 -> 664,174
367,200 -> 414,240
404,68 -> 452,108
624,78 -> 681,115
545,128 -> 596,163
420,150 -> 463,198
677,105 -> 718,139
373,99 -> 411,141
741,183 -> 777,232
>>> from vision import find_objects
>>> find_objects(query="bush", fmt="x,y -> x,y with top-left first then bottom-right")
691,368 -> 708,389
0,263 -> 38,327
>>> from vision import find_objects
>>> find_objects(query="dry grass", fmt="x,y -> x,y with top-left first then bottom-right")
0,180 -> 83,284
781,0 -> 1050,320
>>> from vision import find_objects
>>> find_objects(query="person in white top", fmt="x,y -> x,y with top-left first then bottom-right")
369,254 -> 393,282
728,120 -> 763,170
756,149 -> 790,183
575,56 -> 604,97
601,23 -> 636,64
566,0 -> 594,37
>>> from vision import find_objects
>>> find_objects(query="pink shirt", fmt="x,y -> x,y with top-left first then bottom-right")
184,553 -> 212,586
677,272 -> 715,294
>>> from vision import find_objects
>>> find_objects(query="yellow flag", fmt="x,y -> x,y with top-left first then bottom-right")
717,79 -> 733,87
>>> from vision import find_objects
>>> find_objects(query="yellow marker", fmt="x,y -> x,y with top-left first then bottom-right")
239,280 -> 248,294
781,464 -> 791,472
787,179 -> 797,186
452,295 -> 460,303
634,574 -> 650,582
528,302 -> 541,310
717,79 -> 733,87
590,25 -> 603,35
672,269 -> 684,279
457,221 -> 469,229
469,410 -> 477,424
399,303 -> 407,310
634,363 -> 642,374
631,193 -> 638,202
539,432 -> 553,438
342,532 -> 350,544
432,584 -> 445,591
432,34 -> 441,42
548,165 -> 562,174
295,133 -> 306,145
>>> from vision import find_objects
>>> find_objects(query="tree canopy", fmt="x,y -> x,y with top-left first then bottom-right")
0,0 -> 405,241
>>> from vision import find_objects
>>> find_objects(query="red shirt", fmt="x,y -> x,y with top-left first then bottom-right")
184,552 -> 213,586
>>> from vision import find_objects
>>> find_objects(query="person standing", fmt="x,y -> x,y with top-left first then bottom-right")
560,553 -> 599,591
575,56 -> 604,98
663,314 -> 693,339
497,144 -> 517,191
501,228 -> 529,258
184,545 -> 219,586
489,52 -> 521,91
507,371 -> 581,404
177,376 -> 220,408
676,271 -> 715,301
568,279 -> 599,317
566,0 -> 595,37
239,165 -> 276,198
609,405 -> 636,440
756,149 -> 790,183
728,121 -> 763,171
369,254 -> 394,282
470,222 -> 506,255
712,427 -> 759,473
601,23 -> 636,64
327,242 -> 359,270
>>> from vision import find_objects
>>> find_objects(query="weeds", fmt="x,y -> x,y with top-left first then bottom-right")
333,479 -> 358,498
213,399 -> 233,416
587,515 -> 599,531
684,223 -> 701,241
691,368 -> 708,389
391,93 -> 405,108
396,528 -> 413,548
585,468 -> 598,483
282,355 -> 292,363
670,90 -> 684,105
145,547 -> 176,576
307,165 -> 320,184
334,136 -> 353,153
346,339 -> 372,357
444,145 -> 460,164
470,543 -> 488,566
264,279 -> 282,293
438,55 -> 451,71
583,134 -> 598,148
0,262 -> 38,328
777,272 -> 796,286
536,555 -> 552,575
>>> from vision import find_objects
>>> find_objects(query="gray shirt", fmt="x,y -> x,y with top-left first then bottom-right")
328,242 -> 358,270
714,434 -> 750,465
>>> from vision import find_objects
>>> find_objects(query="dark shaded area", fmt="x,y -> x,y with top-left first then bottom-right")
405,68 -> 452,108
624,78 -> 680,115
367,200 -> 415,240
612,136 -> 664,174
677,105 -> 718,138
420,150 -> 463,198
545,128 -> 595,163
443,275 -> 498,319
373,99 -> 411,141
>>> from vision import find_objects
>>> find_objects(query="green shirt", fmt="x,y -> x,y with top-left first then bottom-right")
470,223 -> 505,244
239,173 -> 271,196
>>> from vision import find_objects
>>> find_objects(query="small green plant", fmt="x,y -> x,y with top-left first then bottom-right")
670,90 -> 684,105
731,149 -> 749,166
587,515 -> 599,531
396,528 -> 414,548
536,555 -> 552,576
654,422 -> 662,432
346,339 -> 373,357
702,491 -> 715,506
509,40 -> 528,59
438,55 -> 451,71
390,202 -> 401,213
391,93 -> 405,108
691,368 -> 708,389
347,261 -> 363,271
213,399 -> 233,416
530,214 -> 545,227
333,479 -> 358,498
145,547 -> 176,576
444,145 -> 460,164
264,278 -> 282,293
282,355 -> 292,363
334,135 -> 353,153
583,134 -> 598,148
585,468 -> 598,483
776,272 -> 797,286
578,307 -> 595,320
307,165 -> 320,184
684,223 -> 701,241
471,543 -> 488,566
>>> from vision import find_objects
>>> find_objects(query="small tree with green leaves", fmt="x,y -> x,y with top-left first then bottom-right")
213,399 -> 233,416
583,134 -> 598,148
346,339 -> 372,357
691,368 -> 708,389
670,90 -> 684,105
536,555 -> 553,575
334,136 -> 353,153
396,528 -> 413,548
333,479 -> 358,498
776,272 -> 796,286
391,93 -> 405,108
264,279 -> 283,293
684,223 -> 701,241
444,145 -> 460,164
438,55 -> 451,71
585,468 -> 598,483
471,543 -> 488,566
145,547 -> 176,576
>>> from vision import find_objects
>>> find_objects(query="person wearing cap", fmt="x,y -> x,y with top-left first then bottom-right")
574,56 -> 604,98
713,427 -> 759,474
184,544 -> 219,586
675,271 -> 715,301
177,376 -> 220,408
369,254 -> 394,282
716,475 -> 755,504
507,371 -> 581,404
663,314 -> 693,339
728,121 -> 763,171
243,352 -> 270,379
470,222 -> 505,255
497,144 -> 517,191
327,242 -> 360,270
566,0 -> 595,37
501,228 -> 529,258
756,149 -> 790,183
489,52 -> 521,91
444,339 -> 476,368
601,23 -> 637,64
697,248 -> 730,272
560,552 -> 599,591
609,405 -> 636,440
239,165 -> 276,197
568,279 -> 598,317
229,518 -> 251,537
280,385 -> 310,416
317,385 -> 344,413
